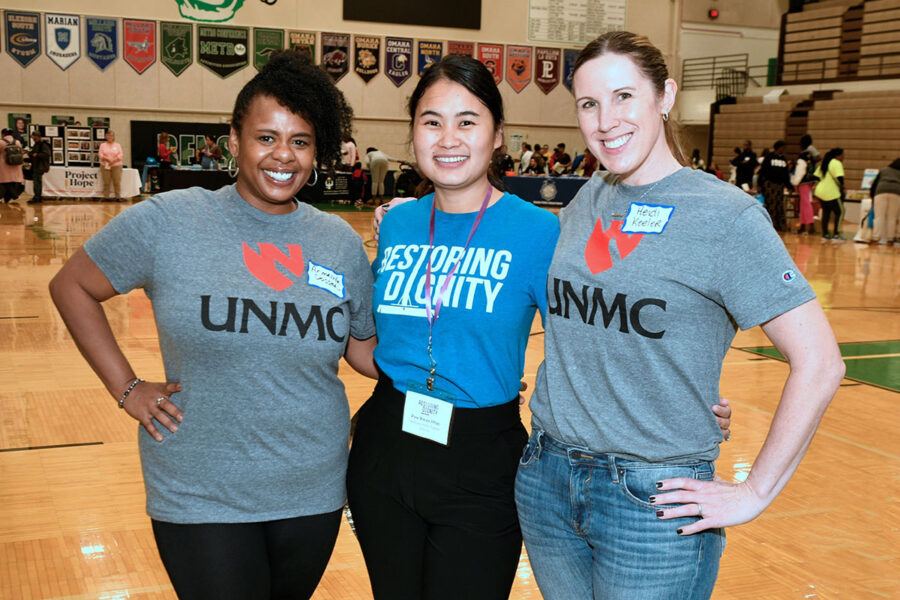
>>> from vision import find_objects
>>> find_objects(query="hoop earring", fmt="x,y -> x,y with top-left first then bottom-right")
227,157 -> 239,178
306,168 -> 318,187
662,112 -> 669,122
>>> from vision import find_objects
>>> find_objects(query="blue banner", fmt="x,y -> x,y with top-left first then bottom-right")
563,48 -> 579,92
5,11 -> 41,68
86,17 -> 118,71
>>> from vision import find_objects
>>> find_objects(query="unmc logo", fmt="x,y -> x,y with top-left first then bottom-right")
585,217 -> 643,274
242,243 -> 304,291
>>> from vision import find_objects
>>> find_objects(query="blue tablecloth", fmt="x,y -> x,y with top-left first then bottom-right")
502,175 -> 589,207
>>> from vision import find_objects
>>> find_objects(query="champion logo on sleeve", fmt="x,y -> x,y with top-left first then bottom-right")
782,270 -> 797,283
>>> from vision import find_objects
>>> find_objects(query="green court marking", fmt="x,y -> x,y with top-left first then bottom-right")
741,341 -> 900,393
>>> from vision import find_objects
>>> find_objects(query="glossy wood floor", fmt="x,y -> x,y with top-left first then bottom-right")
1,198 -> 898,600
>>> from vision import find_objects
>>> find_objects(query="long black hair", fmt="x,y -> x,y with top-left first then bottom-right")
820,147 -> 844,178
407,55 -> 506,191
231,50 -> 352,166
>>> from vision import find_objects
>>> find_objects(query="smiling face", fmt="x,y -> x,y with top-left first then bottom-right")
412,78 -> 502,198
573,52 -> 676,185
105,132 -> 115,143
229,94 -> 315,214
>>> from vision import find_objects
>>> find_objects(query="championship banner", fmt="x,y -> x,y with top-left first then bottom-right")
506,45 -> 532,93
288,30 -> 315,60
354,35 -> 380,83
254,28 -> 283,70
198,25 -> 249,79
321,32 -> 350,82
385,37 -> 412,87
85,17 -> 118,71
45,14 -> 80,71
5,11 -> 41,68
448,41 -> 474,57
417,40 -> 442,76
535,47 -> 561,94
161,22 -> 192,76
477,43 -> 503,86
563,48 -> 579,92
123,19 -> 156,74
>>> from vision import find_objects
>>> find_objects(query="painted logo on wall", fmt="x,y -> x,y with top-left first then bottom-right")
478,43 -> 503,86
535,47 -> 561,94
198,25 -> 249,78
45,13 -> 80,71
86,17 -> 118,71
174,0 -> 246,23
161,22 -> 193,76
5,11 -> 41,68
254,28 -> 283,70
506,45 -> 532,93
124,19 -> 157,74
321,32 -> 350,82
385,37 -> 412,87
354,35 -> 380,83
417,40 -> 442,77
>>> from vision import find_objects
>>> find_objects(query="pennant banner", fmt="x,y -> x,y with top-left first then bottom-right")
447,41 -> 474,57
385,37 -> 412,87
198,25 -> 249,78
124,19 -> 156,74
45,13 -> 80,71
288,30 -> 315,60
478,43 -> 503,86
417,40 -> 442,76
563,48 -> 579,92
535,47 -> 561,94
85,17 -> 118,71
321,32 -> 350,82
506,45 -> 532,93
161,22 -> 192,76
354,35 -> 380,83
5,11 -> 41,68
254,28 -> 283,70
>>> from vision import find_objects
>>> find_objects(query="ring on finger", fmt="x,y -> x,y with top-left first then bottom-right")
156,397 -> 165,406
697,503 -> 703,518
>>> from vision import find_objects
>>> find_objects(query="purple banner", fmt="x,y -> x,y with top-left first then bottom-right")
385,37 -> 412,87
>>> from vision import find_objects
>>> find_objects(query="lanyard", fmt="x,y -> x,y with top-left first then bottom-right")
423,186 -> 493,389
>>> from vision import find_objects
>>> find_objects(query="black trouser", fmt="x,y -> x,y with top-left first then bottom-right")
0,182 -> 21,201
347,374 -> 527,600
762,180 -> 786,232
151,510 -> 342,600
820,198 -> 842,237
32,170 -> 45,199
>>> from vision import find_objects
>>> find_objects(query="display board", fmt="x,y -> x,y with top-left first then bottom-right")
528,0 -> 626,44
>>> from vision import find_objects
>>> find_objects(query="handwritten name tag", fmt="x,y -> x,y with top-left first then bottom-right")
307,262 -> 345,298
621,203 -> 675,234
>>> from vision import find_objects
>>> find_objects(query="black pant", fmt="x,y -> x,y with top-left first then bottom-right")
347,374 -> 527,600
762,180 -> 786,232
151,510 -> 342,600
32,170 -> 45,199
0,182 -> 22,202
820,198 -> 842,237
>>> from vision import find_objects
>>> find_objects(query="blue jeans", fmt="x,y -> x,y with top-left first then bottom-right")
515,431 -> 724,600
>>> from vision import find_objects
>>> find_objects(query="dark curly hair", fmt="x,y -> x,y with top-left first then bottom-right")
232,50 -> 353,165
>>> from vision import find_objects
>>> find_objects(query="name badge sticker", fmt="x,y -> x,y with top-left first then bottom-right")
621,202 -> 675,234
402,389 -> 455,445
307,262 -> 345,298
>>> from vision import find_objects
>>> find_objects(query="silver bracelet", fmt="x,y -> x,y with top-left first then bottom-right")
118,378 -> 144,408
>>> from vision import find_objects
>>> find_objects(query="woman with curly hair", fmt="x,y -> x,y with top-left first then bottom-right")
48,50 -> 377,599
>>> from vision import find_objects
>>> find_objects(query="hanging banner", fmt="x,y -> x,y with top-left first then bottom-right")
288,30 -> 316,60
563,48 -> 579,92
45,13 -> 80,71
85,17 -> 118,71
417,40 -> 442,76
477,43 -> 503,86
506,45 -> 532,93
254,28 -> 283,70
385,37 -> 412,87
5,11 -> 41,68
198,25 -> 249,79
535,47 -> 561,94
321,32 -> 350,82
161,22 -> 192,76
448,41 -> 474,57
353,35 -> 380,83
123,19 -> 157,74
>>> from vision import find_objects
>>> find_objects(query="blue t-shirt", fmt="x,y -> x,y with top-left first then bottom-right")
373,193 -> 559,407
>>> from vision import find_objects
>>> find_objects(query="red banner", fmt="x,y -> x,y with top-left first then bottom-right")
477,43 -> 503,86
123,19 -> 156,74
506,45 -> 532,93
535,47 -> 561,94
447,41 -> 474,57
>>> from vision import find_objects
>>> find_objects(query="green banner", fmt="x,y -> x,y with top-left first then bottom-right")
161,22 -> 193,76
254,28 -> 283,70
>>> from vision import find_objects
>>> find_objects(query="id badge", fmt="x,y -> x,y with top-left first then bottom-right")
402,382 -> 455,446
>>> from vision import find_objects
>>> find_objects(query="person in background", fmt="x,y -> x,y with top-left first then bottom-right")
518,143 -> 534,174
690,148 -> 706,170
366,147 -> 392,201
490,143 -> 514,178
48,50 -> 377,600
758,140 -> 792,232
197,134 -> 223,170
98,130 -> 125,202
522,154 -> 548,176
870,157 -> 900,245
731,139 -> 756,191
540,144 -> 551,160
157,132 -> 174,169
28,131 -> 52,204
813,148 -> 845,242
0,128 -> 25,203
577,148 -> 598,177
791,134 -> 819,235
340,134 -> 358,171
551,152 -> 572,176
706,161 -> 724,180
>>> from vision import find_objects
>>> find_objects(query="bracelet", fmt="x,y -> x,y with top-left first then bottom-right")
118,378 -> 144,408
